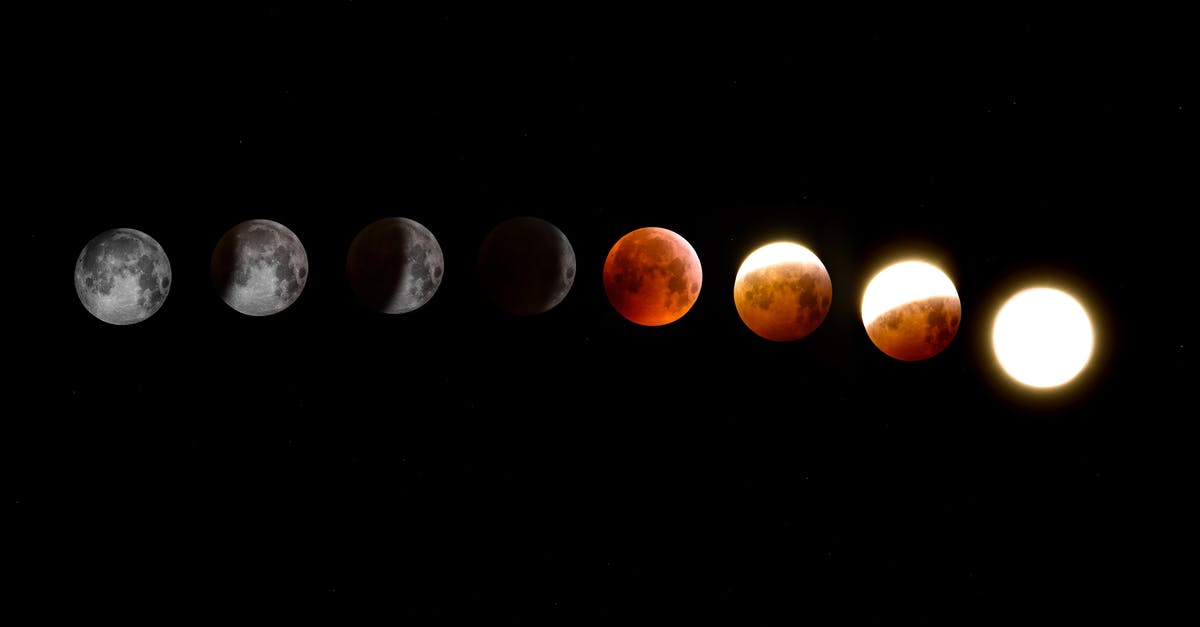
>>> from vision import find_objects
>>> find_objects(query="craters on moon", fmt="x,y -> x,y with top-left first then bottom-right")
75,228 -> 172,325
346,217 -> 445,314
602,226 -> 703,326
211,219 -> 309,316
734,241 -> 833,342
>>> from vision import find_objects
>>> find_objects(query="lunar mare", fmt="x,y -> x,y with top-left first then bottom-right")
733,242 -> 832,342
865,295 -> 961,361
478,216 -> 575,315
346,217 -> 444,314
211,219 -> 308,316
861,260 -> 960,361
75,228 -> 171,325
602,226 -> 702,326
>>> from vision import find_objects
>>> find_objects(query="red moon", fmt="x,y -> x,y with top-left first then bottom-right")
603,227 -> 702,326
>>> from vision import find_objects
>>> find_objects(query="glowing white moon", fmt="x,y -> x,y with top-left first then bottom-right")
992,287 -> 1094,388
861,261 -> 958,324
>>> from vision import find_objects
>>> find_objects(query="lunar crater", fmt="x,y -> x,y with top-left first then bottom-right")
75,228 -> 171,325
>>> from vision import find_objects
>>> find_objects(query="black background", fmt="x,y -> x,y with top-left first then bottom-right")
13,4 -> 1190,622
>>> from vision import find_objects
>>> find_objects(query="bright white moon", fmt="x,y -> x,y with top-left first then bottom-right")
992,287 -> 1094,388
860,260 -> 958,325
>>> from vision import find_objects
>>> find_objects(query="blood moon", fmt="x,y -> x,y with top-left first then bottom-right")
861,260 -> 961,361
733,242 -> 832,342
603,227 -> 702,326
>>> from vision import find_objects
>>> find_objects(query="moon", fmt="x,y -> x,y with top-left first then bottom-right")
477,216 -> 575,315
602,226 -> 702,326
346,217 -> 444,314
733,241 -> 832,342
861,260 -> 961,361
992,287 -> 1094,388
75,228 -> 171,325
211,219 -> 308,316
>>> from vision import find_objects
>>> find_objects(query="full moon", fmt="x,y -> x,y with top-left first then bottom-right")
75,228 -> 171,325
733,242 -> 832,342
346,217 -> 444,314
211,219 -> 309,316
992,287 -> 1094,388
602,226 -> 702,326
861,260 -> 961,361
478,216 -> 575,315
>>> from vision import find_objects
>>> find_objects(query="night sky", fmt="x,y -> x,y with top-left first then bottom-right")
14,5 -> 1190,622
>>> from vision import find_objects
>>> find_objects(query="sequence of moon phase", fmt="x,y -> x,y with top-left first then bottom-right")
75,222 -> 1097,390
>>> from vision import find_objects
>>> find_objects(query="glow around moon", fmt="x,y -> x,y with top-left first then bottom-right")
211,219 -> 309,316
75,228 -> 171,325
861,260 -> 961,361
992,287 -> 1094,388
733,241 -> 832,342
603,227 -> 702,326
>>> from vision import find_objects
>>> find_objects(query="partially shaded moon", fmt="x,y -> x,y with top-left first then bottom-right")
211,219 -> 308,316
733,241 -> 832,342
75,228 -> 171,325
346,217 -> 444,314
861,260 -> 961,361
602,226 -> 702,326
478,216 -> 575,315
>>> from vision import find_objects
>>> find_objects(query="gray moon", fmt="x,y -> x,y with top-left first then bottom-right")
211,219 -> 308,316
477,216 -> 576,315
75,228 -> 171,325
346,217 -> 444,314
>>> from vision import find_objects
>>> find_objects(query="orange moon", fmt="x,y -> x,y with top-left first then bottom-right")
860,260 -> 961,361
603,227 -> 702,326
733,242 -> 832,342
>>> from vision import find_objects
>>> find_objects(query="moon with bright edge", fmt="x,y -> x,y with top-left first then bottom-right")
75,228 -> 171,325
211,219 -> 308,316
602,226 -> 702,326
861,260 -> 961,361
992,287 -> 1094,388
478,216 -> 576,315
346,217 -> 444,314
733,242 -> 832,342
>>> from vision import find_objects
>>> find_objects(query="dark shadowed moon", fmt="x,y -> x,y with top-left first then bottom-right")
75,228 -> 171,325
211,219 -> 309,316
477,216 -> 576,315
602,226 -> 702,326
733,242 -> 832,342
346,217 -> 444,314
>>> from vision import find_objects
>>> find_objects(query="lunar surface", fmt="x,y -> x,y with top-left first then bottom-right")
477,216 -> 575,315
75,228 -> 171,325
346,217 -> 444,314
211,219 -> 308,316
861,260 -> 961,361
992,287 -> 1094,388
602,227 -> 702,326
733,242 -> 832,342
